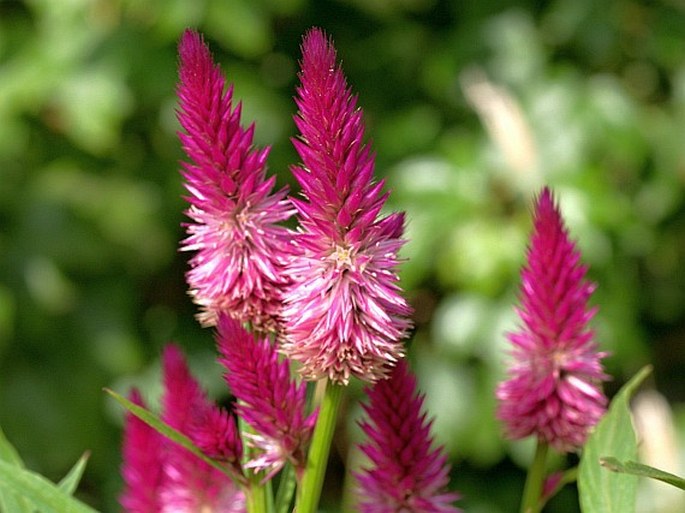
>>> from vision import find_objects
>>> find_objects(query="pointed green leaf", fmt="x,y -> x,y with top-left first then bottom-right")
0,460 -> 99,513
0,426 -> 34,513
104,388 -> 234,479
0,426 -> 24,468
58,452 -> 90,495
600,458 -> 685,491
578,365 -> 652,513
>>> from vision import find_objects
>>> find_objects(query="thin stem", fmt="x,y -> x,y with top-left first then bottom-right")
274,463 -> 296,513
520,440 -> 549,513
296,380 -> 344,513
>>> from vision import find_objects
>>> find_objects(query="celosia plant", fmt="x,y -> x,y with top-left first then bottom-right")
9,23 -> 667,513
496,187 -> 609,512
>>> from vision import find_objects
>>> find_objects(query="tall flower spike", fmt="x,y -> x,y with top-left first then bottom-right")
356,360 -> 461,513
160,345 -> 246,513
281,28 -> 413,384
120,389 -> 164,513
216,314 -> 317,480
176,29 -> 294,332
496,187 -> 609,452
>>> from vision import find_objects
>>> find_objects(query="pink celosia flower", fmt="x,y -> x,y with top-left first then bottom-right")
176,29 -> 293,332
120,389 -> 164,513
356,360 -> 461,513
120,346 -> 245,513
496,187 -> 609,452
216,314 -> 317,480
280,28 -> 413,384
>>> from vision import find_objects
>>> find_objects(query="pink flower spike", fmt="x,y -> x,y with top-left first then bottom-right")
356,360 -> 461,513
190,404 -> 243,473
160,345 -> 246,512
120,389 -> 164,513
496,187 -> 609,452
281,28 -> 413,384
176,29 -> 294,333
216,314 -> 316,480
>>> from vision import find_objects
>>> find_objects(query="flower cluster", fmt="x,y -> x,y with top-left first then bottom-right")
177,29 -> 293,333
121,345 -> 244,513
120,25 -> 611,513
496,187 -> 609,452
279,29 -> 413,385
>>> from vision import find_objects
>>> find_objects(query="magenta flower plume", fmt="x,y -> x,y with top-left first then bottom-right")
281,28 -> 413,384
356,360 -> 460,513
496,187 -> 609,452
120,389 -> 164,513
176,29 -> 293,332
216,314 -> 316,479
160,345 -> 245,512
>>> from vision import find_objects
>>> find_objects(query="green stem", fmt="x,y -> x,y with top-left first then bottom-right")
274,463 -> 296,513
296,380 -> 344,513
520,440 -> 549,513
246,480 -> 268,513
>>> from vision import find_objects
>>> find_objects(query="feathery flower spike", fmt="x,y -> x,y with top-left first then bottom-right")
281,28 -> 413,384
356,360 -> 461,513
160,345 -> 245,512
496,187 -> 609,452
176,29 -> 293,332
120,389 -> 164,513
216,314 -> 317,480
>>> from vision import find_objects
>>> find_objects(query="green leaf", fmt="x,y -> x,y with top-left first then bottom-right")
600,458 -> 685,491
0,426 -> 24,468
58,452 -> 90,495
578,365 -> 652,513
0,426 -> 34,513
104,388 -> 235,480
0,460 -> 99,513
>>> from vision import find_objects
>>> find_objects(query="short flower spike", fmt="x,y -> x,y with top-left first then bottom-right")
281,28 -> 413,384
496,188 -> 609,452
356,360 -> 461,513
176,29 -> 294,332
160,345 -> 245,512
216,314 -> 317,480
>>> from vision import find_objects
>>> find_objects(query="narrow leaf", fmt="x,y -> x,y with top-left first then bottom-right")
0,426 -> 24,468
0,460 -> 99,513
104,388 -> 233,479
58,452 -> 90,495
600,458 -> 685,491
578,365 -> 652,513
0,426 -> 34,513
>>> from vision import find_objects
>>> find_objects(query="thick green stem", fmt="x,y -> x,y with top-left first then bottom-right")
296,380 -> 344,513
520,440 -> 549,513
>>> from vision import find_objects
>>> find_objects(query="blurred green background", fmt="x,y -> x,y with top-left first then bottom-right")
1,0 -> 685,511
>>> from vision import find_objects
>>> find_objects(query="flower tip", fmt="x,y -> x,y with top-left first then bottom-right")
301,27 -> 336,69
